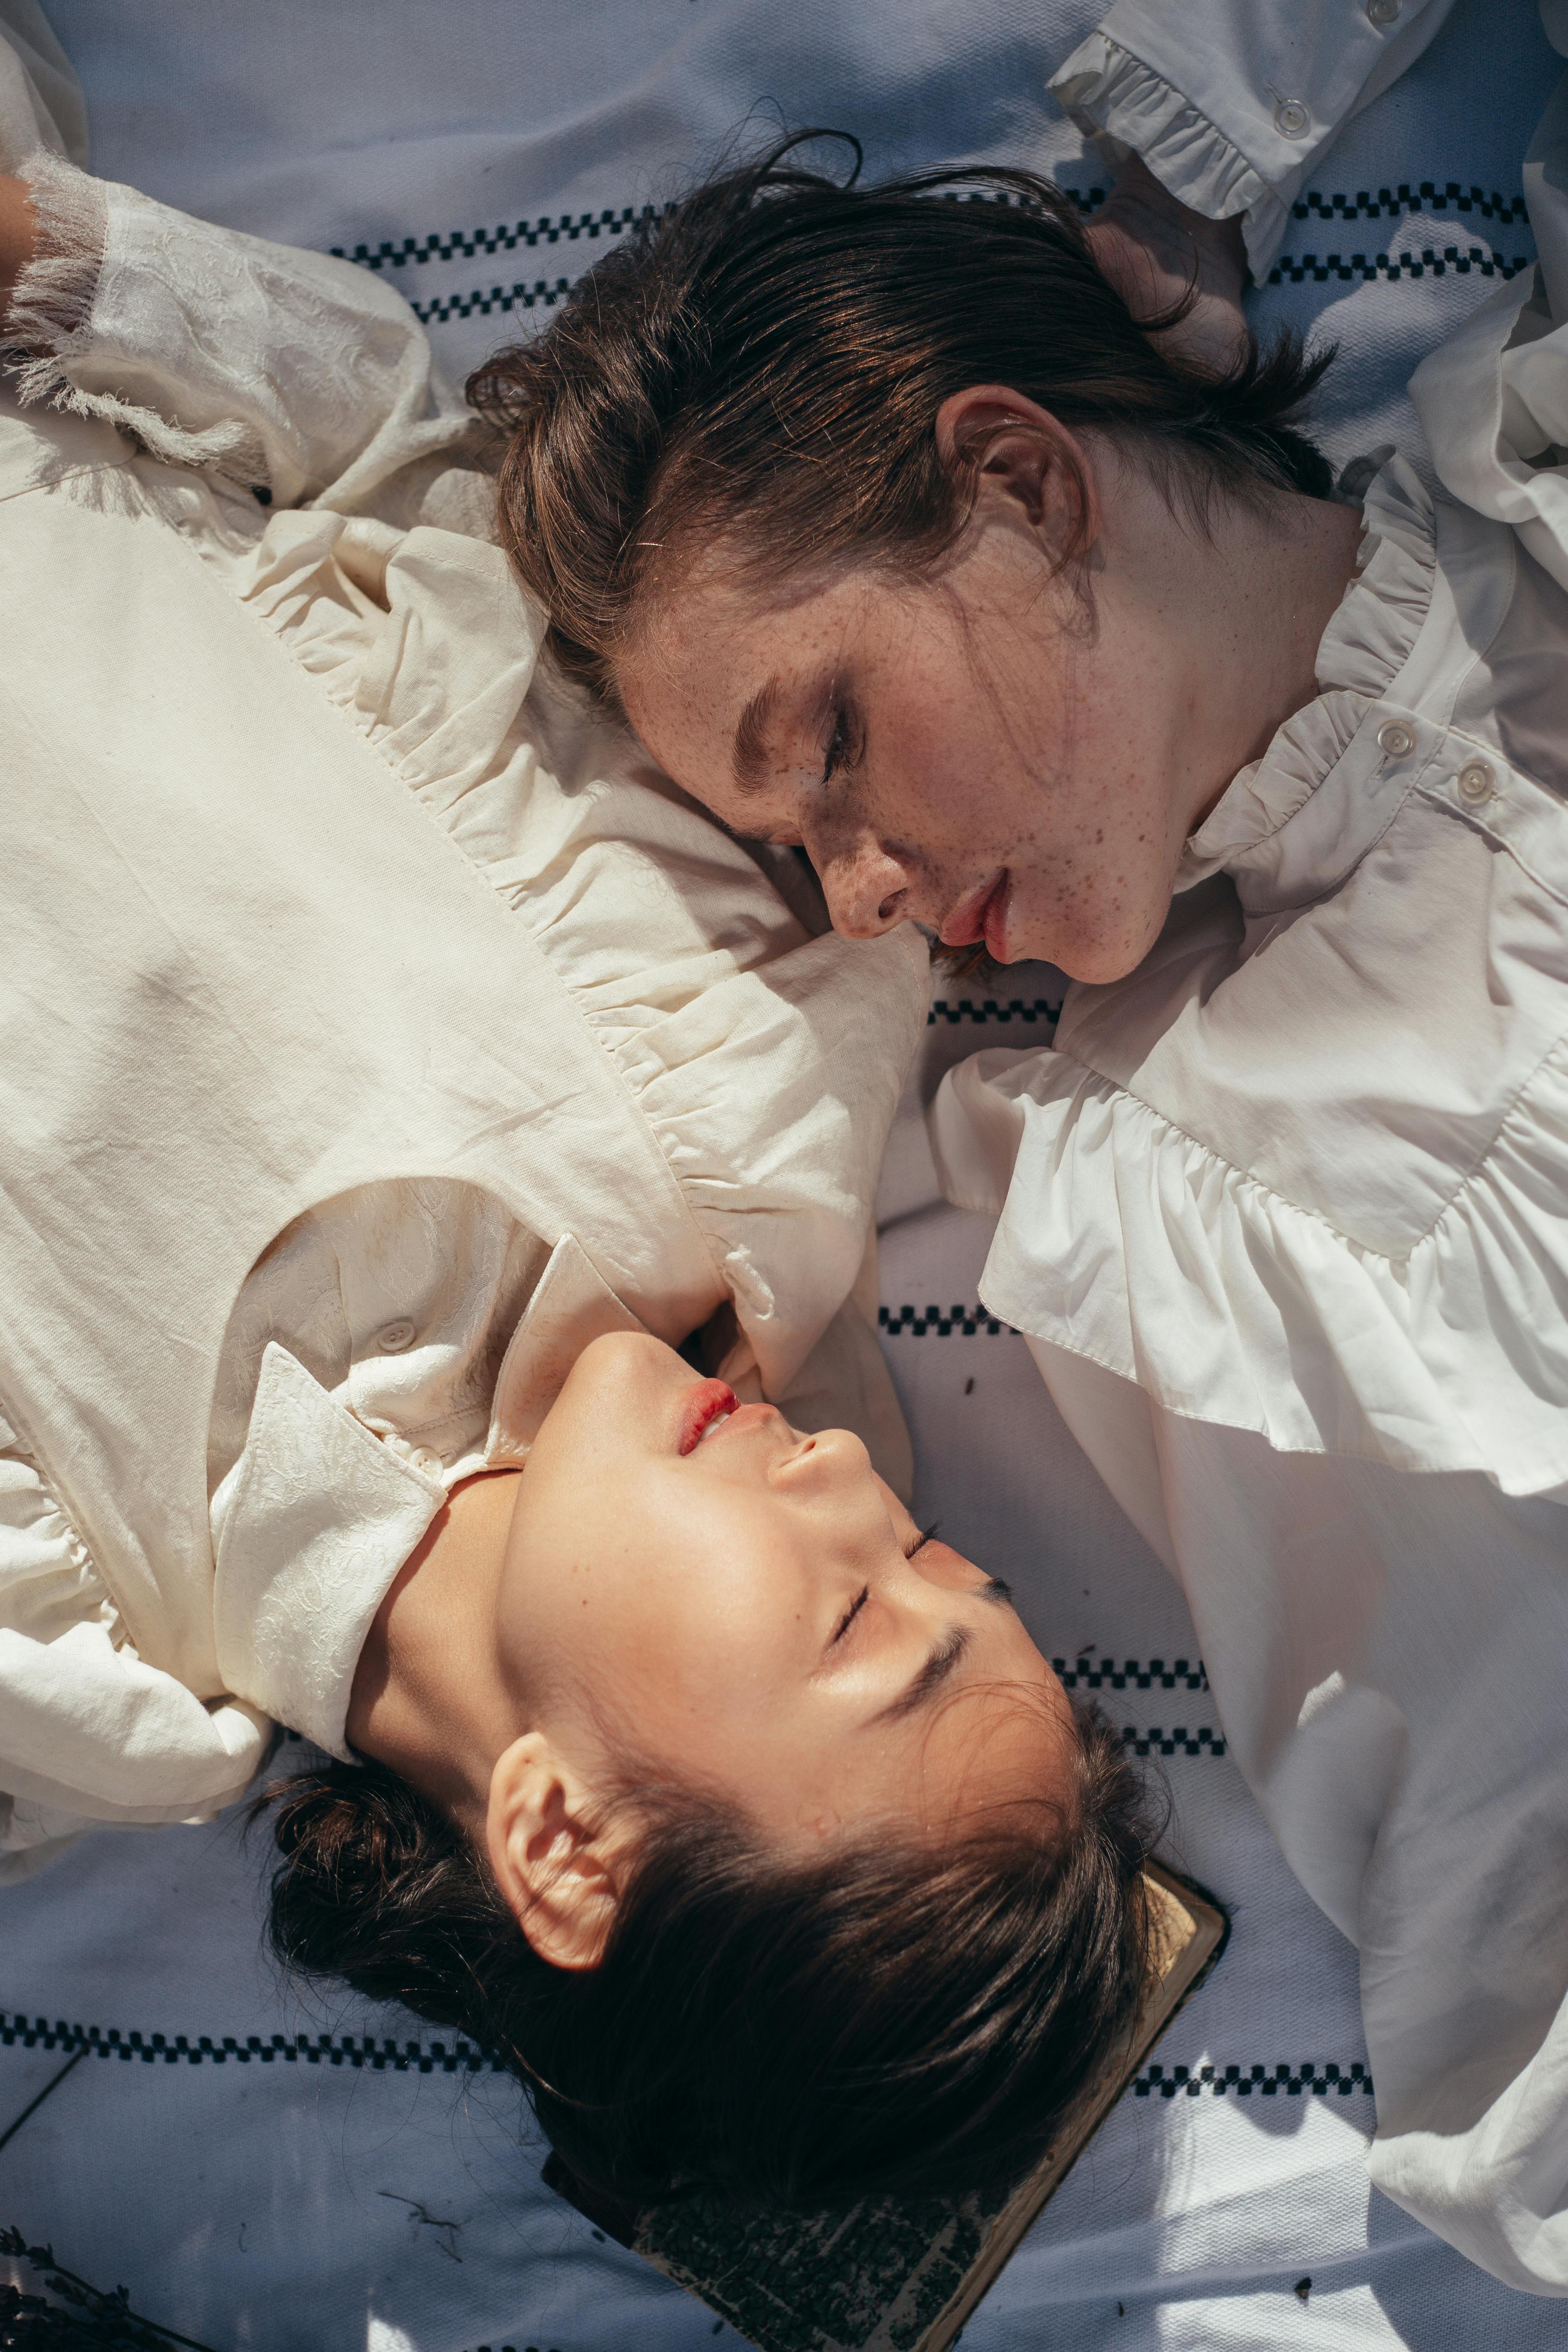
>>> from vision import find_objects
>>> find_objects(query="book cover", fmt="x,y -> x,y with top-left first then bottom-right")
545,1859 -> 1229,2352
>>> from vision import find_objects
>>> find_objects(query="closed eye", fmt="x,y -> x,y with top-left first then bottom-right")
905,1521 -> 939,1559
821,708 -> 850,786
831,1584 -> 870,1645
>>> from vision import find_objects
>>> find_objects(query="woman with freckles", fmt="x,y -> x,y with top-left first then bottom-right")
482,0 -> 1568,2293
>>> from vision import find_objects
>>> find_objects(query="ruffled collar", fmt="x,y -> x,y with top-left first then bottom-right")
1175,456 -> 1439,892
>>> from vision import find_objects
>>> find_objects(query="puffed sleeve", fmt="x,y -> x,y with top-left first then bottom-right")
1049,0 -> 1461,279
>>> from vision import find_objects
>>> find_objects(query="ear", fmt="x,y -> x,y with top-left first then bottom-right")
484,1731 -> 625,1971
934,384 -> 1099,557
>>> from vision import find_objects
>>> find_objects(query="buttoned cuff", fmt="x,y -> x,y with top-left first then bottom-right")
211,1342 -> 445,1760
1050,31 -> 1290,281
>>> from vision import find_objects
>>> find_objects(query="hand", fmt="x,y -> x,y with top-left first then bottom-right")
1084,154 -> 1250,376
0,175 -> 38,332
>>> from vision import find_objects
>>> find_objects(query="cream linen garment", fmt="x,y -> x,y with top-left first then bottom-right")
0,26 -> 929,1878
931,0 -> 1568,2299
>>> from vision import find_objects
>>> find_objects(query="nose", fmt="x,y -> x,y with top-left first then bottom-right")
812,831 -> 915,940
770,1423 -> 872,1487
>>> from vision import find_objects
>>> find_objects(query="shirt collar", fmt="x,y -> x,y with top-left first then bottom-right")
210,1236 -> 648,1758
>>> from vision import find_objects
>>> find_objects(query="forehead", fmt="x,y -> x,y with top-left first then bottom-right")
618,556 -> 935,741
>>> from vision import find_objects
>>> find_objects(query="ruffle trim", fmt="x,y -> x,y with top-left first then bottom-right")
0,1401 -> 110,1611
209,499 -> 928,1361
0,1402 -> 133,1665
1049,31 -> 1286,281
955,1035 -> 1568,1499
1177,456 -> 1439,887
1315,455 -> 1439,699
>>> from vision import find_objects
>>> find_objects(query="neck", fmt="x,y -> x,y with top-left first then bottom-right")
347,1469 -> 523,1827
1094,450 -> 1364,842
1170,485 -> 1364,834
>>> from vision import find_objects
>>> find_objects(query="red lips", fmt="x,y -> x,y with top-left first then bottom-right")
677,1378 -> 738,1456
938,869 -> 1010,959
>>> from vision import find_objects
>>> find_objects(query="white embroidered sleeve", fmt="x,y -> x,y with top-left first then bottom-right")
5,146 -> 485,515
1049,0 -> 1461,279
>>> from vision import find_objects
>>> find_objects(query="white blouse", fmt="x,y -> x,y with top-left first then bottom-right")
931,0 -> 1568,2297
0,59 -> 927,1875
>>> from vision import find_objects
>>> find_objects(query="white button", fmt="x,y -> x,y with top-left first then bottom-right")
375,1318 -> 417,1353
408,1445 -> 443,1479
1367,0 -> 1400,25
1456,758 -> 1497,806
1274,97 -> 1310,139
1376,720 -> 1415,757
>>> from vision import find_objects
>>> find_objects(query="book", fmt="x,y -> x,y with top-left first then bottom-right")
543,1859 -> 1229,2352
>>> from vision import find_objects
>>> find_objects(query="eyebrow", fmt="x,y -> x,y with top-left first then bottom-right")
732,677 -> 786,794
872,1623 -> 972,1726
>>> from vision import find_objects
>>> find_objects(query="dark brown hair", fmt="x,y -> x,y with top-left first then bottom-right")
262,1699 -> 1157,2209
470,138 -> 1334,700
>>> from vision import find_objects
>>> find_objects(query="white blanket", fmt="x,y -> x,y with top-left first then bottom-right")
3,2 -> 1566,2345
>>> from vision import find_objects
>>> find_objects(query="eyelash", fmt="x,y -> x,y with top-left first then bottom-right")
820,707 -> 853,787
831,1584 -> 869,1645
829,1527 -> 940,1646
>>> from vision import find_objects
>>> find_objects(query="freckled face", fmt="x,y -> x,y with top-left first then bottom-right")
617,516 -> 1194,982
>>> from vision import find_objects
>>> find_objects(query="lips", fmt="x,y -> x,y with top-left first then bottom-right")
678,1378 -> 738,1456
938,869 -> 1010,960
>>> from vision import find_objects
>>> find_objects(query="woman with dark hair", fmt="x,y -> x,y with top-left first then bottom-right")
472,0 -> 1568,2294
269,1338 -> 1156,2208
0,28 -> 1156,2217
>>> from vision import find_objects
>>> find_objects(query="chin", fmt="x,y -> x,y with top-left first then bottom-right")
1026,896 -> 1173,987
1056,942 -> 1150,986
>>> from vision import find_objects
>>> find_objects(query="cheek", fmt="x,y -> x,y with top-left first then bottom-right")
872,677 -> 1012,851
1004,718 -> 1180,978
551,1520 -> 809,1722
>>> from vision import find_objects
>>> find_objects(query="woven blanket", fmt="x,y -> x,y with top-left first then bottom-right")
3,3 -> 1566,2346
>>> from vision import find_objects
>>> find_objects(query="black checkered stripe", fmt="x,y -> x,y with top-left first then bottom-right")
333,176 -> 1528,323
0,2011 -> 502,2073
0,2011 -> 1364,2108
331,201 -> 678,271
878,1302 -> 1015,1336
333,184 -> 1108,323
1266,242 -> 1531,285
372,185 -> 1111,324
334,177 -> 1519,277
1120,1726 -> 1226,1757
1293,182 -> 1525,225
331,184 -> 1107,278
1056,1655 -> 1209,1692
1055,1655 -> 1224,1755
928,996 -> 1062,1027
1137,2060 -> 1373,2100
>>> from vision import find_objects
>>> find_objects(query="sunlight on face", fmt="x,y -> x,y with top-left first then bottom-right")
500,1333 -> 1077,1845
617,515 -> 1194,984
